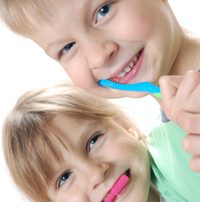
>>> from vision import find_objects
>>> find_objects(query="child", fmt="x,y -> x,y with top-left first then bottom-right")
1,0 -> 200,171
3,82 -> 200,202
1,0 -> 200,97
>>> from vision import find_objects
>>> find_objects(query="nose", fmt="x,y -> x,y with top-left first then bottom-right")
83,161 -> 110,190
82,37 -> 118,69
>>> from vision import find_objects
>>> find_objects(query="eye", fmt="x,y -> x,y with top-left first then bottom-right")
86,132 -> 103,152
57,170 -> 72,189
60,42 -> 76,56
95,2 -> 113,23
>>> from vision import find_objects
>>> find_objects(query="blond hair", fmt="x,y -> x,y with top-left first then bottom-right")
3,82 -> 143,202
0,0 -> 57,36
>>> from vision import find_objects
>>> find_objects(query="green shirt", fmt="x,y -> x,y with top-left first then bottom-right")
148,120 -> 200,202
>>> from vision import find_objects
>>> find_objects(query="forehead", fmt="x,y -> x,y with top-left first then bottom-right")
49,115 -> 110,144
29,0 -> 100,50
30,0 -> 89,35
50,115 -> 92,136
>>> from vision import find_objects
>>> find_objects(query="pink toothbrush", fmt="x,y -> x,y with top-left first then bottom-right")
104,174 -> 129,202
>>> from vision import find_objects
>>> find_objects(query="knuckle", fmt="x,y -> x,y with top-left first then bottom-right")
190,157 -> 200,172
173,112 -> 194,132
181,118 -> 194,132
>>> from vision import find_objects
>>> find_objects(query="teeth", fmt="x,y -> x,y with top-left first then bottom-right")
109,53 -> 139,82
119,71 -> 127,77
124,66 -> 132,73
118,66 -> 132,78
117,56 -> 138,77
129,61 -> 134,68
133,56 -> 137,63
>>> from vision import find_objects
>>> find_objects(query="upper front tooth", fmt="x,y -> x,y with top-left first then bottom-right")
133,56 -> 137,63
119,71 -> 127,77
129,61 -> 134,67
124,66 -> 132,72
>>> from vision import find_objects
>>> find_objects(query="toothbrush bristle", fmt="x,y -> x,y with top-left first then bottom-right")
109,77 -> 120,83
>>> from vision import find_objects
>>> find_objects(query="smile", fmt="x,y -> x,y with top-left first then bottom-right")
109,49 -> 144,84
102,169 -> 130,202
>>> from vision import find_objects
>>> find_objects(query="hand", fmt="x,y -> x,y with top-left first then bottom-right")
159,71 -> 200,172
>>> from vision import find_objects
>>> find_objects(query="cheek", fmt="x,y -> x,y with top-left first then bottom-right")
112,3 -> 155,40
115,1 -> 168,41
122,18 -> 154,41
116,137 -> 149,167
61,60 -> 97,90
104,135 -> 145,160
61,60 -> 119,98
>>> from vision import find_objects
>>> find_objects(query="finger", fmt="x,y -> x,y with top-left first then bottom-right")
159,71 -> 200,100
174,71 -> 200,113
185,79 -> 200,112
174,111 -> 200,133
175,71 -> 200,102
190,155 -> 200,173
183,134 -> 200,153
159,72 -> 200,120
159,75 -> 182,115
164,71 -> 200,114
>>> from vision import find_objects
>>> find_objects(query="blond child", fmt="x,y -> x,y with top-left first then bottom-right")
1,0 -> 200,171
3,82 -> 200,202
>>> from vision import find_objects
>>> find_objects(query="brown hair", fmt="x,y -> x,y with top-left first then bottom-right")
3,82 -> 143,201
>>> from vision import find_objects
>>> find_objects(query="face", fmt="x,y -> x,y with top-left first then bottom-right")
48,115 -> 151,202
31,0 -> 181,98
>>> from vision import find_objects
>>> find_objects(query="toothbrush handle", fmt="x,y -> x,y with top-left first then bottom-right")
99,80 -> 160,94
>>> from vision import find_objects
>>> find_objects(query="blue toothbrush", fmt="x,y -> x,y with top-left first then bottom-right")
98,79 -> 161,99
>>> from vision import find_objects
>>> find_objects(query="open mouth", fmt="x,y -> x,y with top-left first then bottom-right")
109,49 -> 144,84
102,169 -> 131,202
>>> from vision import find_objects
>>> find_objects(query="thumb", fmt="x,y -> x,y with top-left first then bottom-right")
159,75 -> 183,115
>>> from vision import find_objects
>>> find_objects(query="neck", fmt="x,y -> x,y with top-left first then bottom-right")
170,29 -> 200,75
147,183 -> 160,202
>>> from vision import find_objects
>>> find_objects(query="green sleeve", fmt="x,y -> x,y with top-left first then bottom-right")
148,121 -> 200,202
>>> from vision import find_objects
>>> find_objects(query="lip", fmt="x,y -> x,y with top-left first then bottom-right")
102,169 -> 131,202
108,48 -> 144,84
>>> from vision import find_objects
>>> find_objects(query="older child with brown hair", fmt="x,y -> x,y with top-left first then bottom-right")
3,82 -> 200,202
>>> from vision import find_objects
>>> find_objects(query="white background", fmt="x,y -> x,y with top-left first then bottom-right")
0,1 -> 200,201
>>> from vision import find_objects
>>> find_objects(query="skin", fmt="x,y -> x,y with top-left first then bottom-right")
29,0 -> 200,171
47,115 -> 160,202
